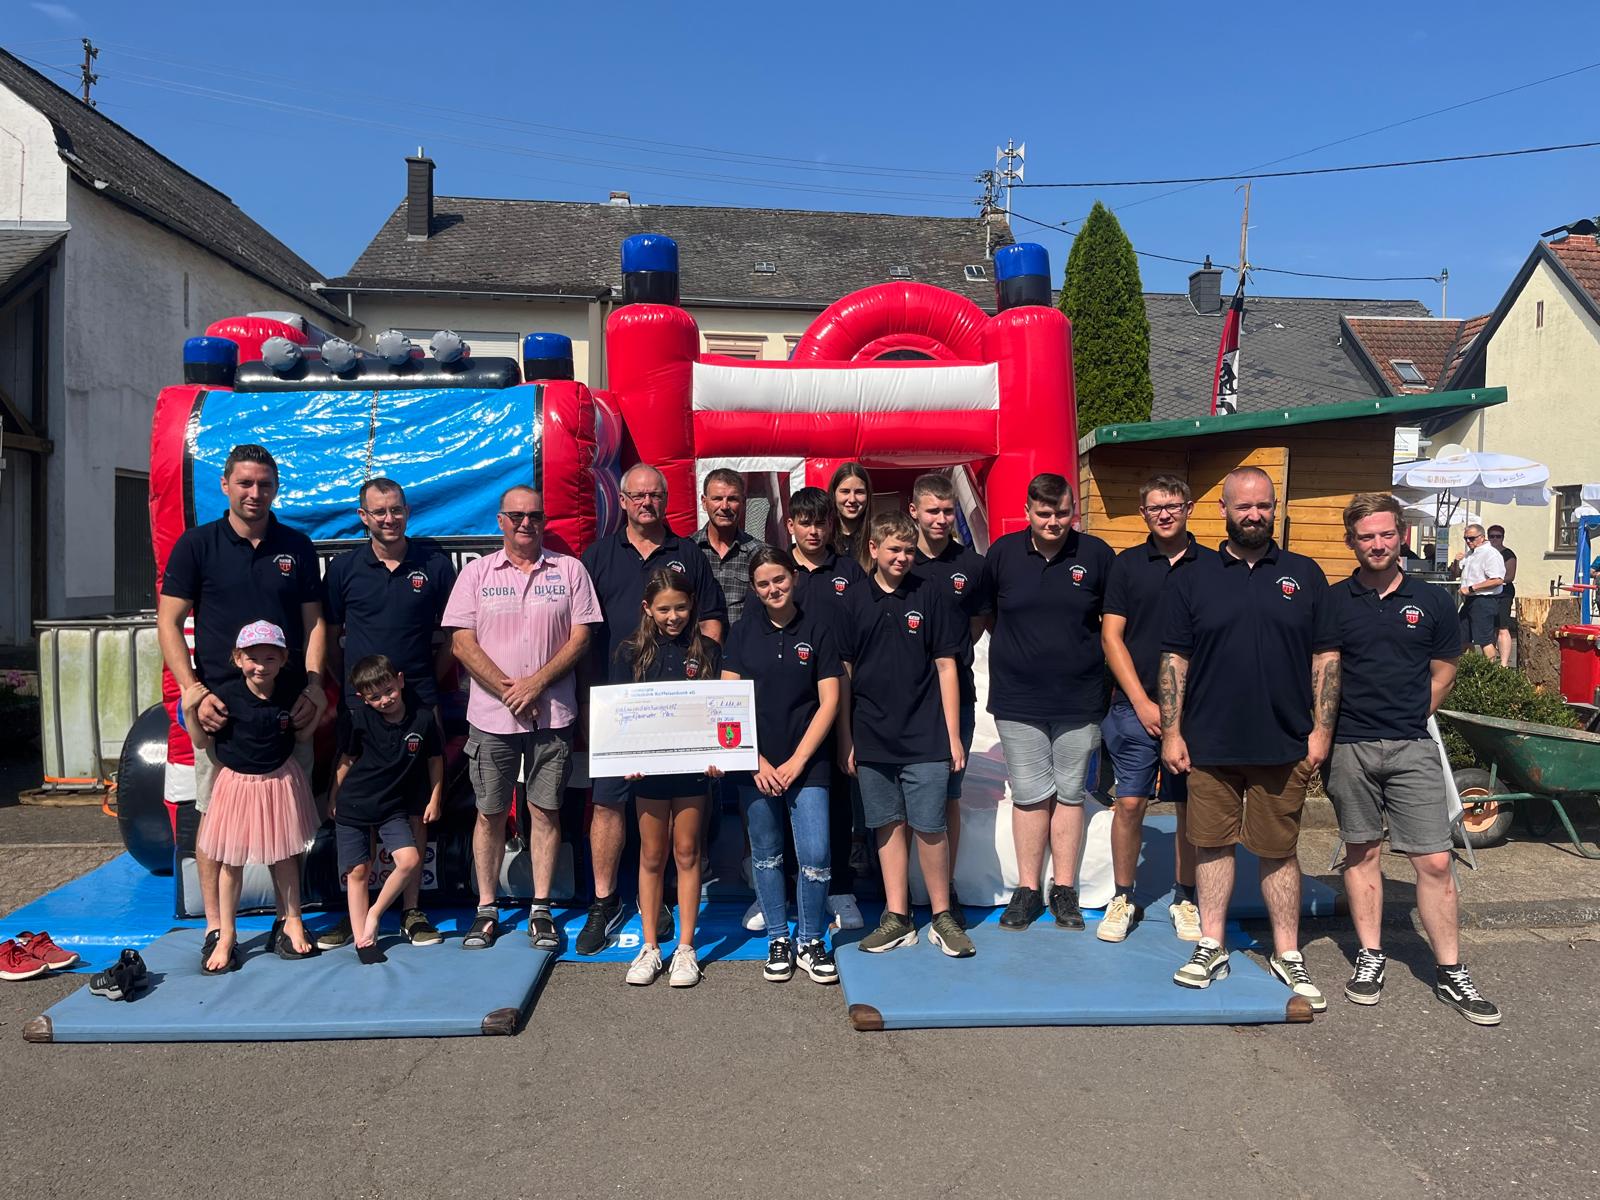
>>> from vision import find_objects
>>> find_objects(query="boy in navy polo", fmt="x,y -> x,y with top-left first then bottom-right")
1323,494 -> 1500,1024
836,511 -> 972,958
909,472 -> 991,912
1161,466 -> 1339,1011
328,655 -> 444,963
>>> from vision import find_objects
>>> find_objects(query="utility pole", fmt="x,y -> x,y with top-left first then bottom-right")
996,139 -> 1025,218
79,38 -> 99,107
975,168 -> 1002,256
1236,180 -> 1252,280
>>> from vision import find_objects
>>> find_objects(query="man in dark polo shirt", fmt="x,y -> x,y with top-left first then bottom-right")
576,462 -> 727,954
1160,466 -> 1339,1011
909,472 -> 990,908
157,443 -> 328,959
1324,493 -> 1500,1024
319,476 -> 456,949
983,473 -> 1114,933
1099,473 -> 1210,944
692,468 -> 765,625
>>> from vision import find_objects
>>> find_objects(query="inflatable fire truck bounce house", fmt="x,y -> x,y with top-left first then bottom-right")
116,236 -> 1079,917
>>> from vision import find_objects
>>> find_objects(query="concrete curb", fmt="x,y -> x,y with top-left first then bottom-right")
1297,894 -> 1600,935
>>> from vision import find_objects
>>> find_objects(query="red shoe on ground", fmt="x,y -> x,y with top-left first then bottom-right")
16,931 -> 80,971
0,939 -> 49,981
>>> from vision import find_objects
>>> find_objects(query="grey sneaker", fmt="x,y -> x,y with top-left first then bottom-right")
1269,949 -> 1328,1012
1174,937 -> 1231,989
857,910 -> 918,953
928,910 -> 975,959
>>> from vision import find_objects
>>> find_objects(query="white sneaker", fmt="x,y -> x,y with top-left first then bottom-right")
668,943 -> 702,988
1268,949 -> 1327,1012
1096,894 -> 1137,943
742,899 -> 766,932
827,893 -> 864,930
625,945 -> 663,986
1169,898 -> 1202,942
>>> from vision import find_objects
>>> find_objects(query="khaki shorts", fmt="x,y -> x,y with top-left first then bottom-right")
464,725 -> 573,815
1187,760 -> 1314,859
193,738 -> 315,814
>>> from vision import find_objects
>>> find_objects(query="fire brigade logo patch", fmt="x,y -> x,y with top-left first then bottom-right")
408,571 -> 427,592
404,732 -> 423,754
717,722 -> 742,749
1069,565 -> 1086,586
277,713 -> 291,732
796,641 -> 813,663
952,572 -> 968,594
1278,576 -> 1300,599
1401,605 -> 1423,627
685,660 -> 700,679
273,554 -> 295,576
668,561 -> 687,574
833,576 -> 848,595
906,610 -> 923,632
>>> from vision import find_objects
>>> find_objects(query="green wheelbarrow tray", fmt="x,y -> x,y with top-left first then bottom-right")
1438,710 -> 1600,858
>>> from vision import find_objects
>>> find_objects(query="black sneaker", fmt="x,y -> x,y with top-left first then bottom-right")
1345,947 -> 1387,1006
527,907 -> 559,951
315,917 -> 353,951
999,886 -> 1045,931
796,938 -> 839,984
1048,884 -> 1085,930
764,936 -> 795,982
401,908 -> 443,947
1435,964 -> 1502,1026
574,894 -> 625,956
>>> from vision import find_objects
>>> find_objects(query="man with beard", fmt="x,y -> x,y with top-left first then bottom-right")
1160,466 -> 1340,1012
1322,494 -> 1500,1024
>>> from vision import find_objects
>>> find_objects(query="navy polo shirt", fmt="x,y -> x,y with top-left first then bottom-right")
723,604 -> 843,788
210,675 -> 298,776
838,574 -> 961,764
913,540 -> 992,706
982,528 -> 1115,724
1324,572 -> 1460,744
324,540 -> 457,707
581,530 -> 729,675
1104,534 -> 1211,702
336,700 -> 442,825
792,551 -> 865,616
162,514 -> 320,690
1163,541 -> 1338,765
609,627 -> 724,685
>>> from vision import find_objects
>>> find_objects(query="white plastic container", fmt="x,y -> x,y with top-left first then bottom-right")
35,615 -> 164,791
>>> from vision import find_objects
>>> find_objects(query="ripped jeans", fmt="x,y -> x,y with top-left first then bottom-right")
740,783 -> 831,945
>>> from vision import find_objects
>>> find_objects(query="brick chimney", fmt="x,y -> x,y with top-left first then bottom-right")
1187,257 -> 1222,315
405,150 -> 435,241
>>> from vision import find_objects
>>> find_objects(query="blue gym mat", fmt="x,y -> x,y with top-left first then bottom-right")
27,926 -> 552,1043
833,916 -> 1310,1030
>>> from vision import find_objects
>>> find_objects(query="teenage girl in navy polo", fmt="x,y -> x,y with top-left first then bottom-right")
722,547 -> 843,985
829,461 -> 872,568
183,620 -> 320,973
612,568 -> 723,989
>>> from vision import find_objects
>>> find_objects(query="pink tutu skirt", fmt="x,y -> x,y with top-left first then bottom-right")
197,758 -> 319,867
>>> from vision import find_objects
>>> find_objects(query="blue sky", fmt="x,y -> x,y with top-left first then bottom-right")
8,1 -> 1599,317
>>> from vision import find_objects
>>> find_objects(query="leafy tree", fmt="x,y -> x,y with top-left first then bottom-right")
1059,201 -> 1154,430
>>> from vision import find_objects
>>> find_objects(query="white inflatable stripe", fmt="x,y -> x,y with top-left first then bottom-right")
692,361 -> 999,414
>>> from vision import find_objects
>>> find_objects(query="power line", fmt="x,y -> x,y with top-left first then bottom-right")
1013,140 -> 1600,188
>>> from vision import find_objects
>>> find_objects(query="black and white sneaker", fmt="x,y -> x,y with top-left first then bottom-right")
1173,937 -> 1231,989
1048,884 -> 1085,930
574,893 -> 626,956
1345,948 -> 1387,1006
796,939 -> 839,984
764,936 -> 795,983
1435,964 -> 1502,1026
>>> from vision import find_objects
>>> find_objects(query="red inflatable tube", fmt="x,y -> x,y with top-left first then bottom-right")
150,384 -> 206,769
204,315 -> 307,365
604,304 -> 700,534
693,409 -> 997,464
791,282 -> 988,362
537,379 -> 598,556
979,306 -> 1078,537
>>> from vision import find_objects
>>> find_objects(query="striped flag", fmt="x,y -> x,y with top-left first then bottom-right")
1210,277 -> 1243,415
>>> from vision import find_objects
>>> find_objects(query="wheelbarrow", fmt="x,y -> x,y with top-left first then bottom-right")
1436,710 -> 1600,858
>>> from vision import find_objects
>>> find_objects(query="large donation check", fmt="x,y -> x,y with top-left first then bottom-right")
588,680 -> 760,778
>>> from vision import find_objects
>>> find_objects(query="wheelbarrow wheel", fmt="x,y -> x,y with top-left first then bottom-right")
1453,767 -> 1514,848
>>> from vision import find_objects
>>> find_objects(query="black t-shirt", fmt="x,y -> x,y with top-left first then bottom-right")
162,514 -> 320,691
1323,572 -> 1460,743
581,530 -> 729,676
913,540 -> 992,707
210,674 -> 299,775
1499,547 -> 1517,600
838,574 -> 961,764
722,603 -> 843,789
609,627 -> 724,684
324,541 -> 456,707
1163,541 -> 1338,765
982,528 -> 1115,723
1103,535 -> 1211,703
335,698 -> 443,825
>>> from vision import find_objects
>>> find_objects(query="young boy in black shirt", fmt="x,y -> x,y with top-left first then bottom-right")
328,655 -> 444,962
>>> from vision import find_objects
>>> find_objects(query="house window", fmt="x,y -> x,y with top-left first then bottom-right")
784,334 -> 803,360
1536,299 -> 1545,329
1391,359 -> 1427,386
1555,485 -> 1582,552
114,472 -> 157,611
703,333 -> 766,360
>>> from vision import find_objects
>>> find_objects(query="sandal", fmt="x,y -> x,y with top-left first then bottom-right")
201,941 -> 239,976
463,912 -> 498,950
273,931 -> 318,961
199,928 -> 221,971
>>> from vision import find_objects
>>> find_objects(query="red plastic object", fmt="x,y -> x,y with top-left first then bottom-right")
1557,624 -> 1600,706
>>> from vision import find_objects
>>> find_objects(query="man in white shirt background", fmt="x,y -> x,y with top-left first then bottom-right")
1448,523 -> 1505,660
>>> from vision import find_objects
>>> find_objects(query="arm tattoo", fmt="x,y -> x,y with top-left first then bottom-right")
1313,657 -> 1341,731
1158,651 -> 1187,734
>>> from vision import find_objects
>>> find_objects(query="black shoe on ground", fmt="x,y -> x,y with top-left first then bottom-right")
575,894 -> 625,956
315,917 -> 353,951
1048,884 -> 1085,930
527,907 -> 560,950
1345,947 -> 1387,1006
764,936 -> 795,982
1434,963 -> 1502,1026
999,886 -> 1045,931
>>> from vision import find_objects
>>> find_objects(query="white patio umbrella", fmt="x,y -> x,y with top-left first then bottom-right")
1401,499 -> 1482,527
1391,446 -> 1551,564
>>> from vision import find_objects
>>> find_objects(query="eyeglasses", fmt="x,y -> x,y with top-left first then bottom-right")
622,490 -> 666,502
1141,503 -> 1188,516
500,511 -> 546,525
361,506 -> 407,519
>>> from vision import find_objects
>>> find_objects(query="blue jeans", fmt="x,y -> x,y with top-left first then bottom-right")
741,783 -> 830,944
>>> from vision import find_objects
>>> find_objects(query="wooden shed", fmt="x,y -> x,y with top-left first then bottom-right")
1078,387 -> 1508,581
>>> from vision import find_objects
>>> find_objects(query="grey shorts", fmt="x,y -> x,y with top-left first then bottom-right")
857,760 -> 951,833
193,738 -> 314,814
994,718 -> 1101,807
464,725 -> 573,815
1325,738 -> 1453,855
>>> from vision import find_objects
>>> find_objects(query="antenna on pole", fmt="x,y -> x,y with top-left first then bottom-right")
1440,267 -> 1449,317
997,139 -> 1025,218
1235,180 -> 1252,281
79,38 -> 99,107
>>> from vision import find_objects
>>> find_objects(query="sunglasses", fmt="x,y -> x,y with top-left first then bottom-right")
500,511 -> 546,525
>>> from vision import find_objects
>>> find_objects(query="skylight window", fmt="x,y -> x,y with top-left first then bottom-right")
889,264 -> 913,279
1391,359 -> 1427,385
753,261 -> 777,274
964,264 -> 988,281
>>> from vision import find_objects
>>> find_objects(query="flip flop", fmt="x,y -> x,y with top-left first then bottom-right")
200,932 -> 237,976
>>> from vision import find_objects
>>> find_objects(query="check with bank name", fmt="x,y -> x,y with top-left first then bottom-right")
589,680 -> 760,777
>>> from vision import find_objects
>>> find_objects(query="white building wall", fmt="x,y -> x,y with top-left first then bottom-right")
0,81 -> 67,223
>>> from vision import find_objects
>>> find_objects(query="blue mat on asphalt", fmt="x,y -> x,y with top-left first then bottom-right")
29,926 -> 552,1042
834,915 -> 1309,1030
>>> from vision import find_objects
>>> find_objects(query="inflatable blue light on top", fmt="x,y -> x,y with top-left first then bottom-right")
621,233 -> 680,307
522,332 -> 575,382
994,242 -> 1053,312
182,336 -> 237,387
